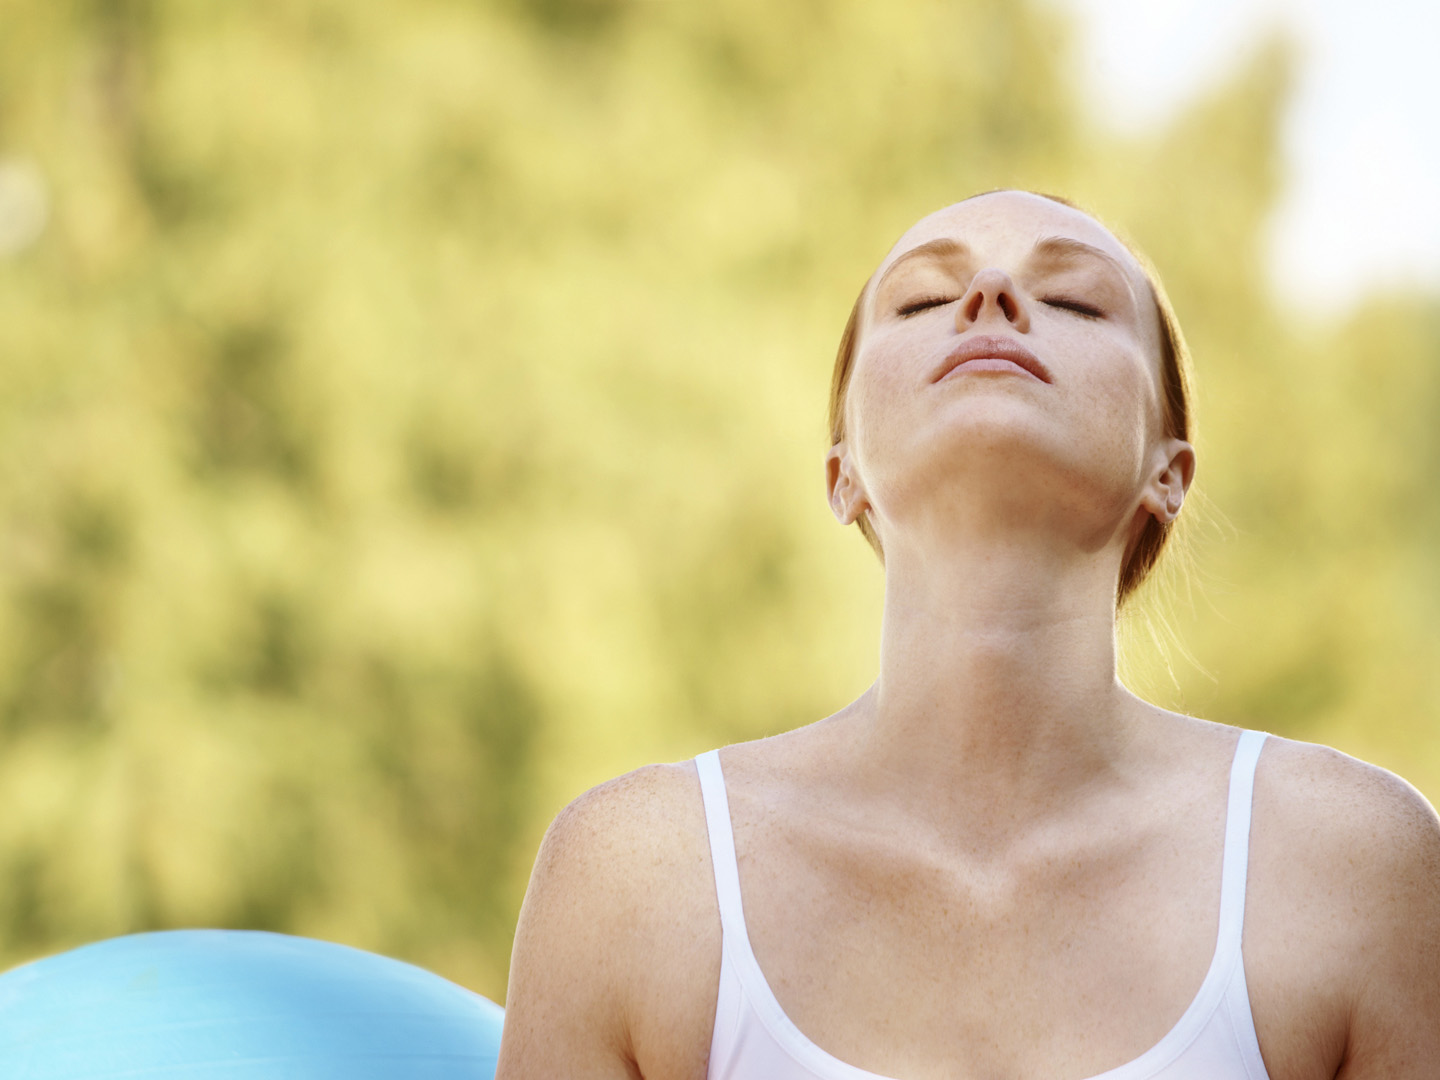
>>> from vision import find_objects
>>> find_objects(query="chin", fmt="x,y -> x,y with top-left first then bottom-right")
927,393 -> 1062,460
874,410 -> 1137,543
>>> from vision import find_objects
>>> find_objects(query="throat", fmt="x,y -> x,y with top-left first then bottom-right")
859,539 -> 1139,837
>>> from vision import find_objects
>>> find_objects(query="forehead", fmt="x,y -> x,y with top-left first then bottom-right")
875,191 -> 1149,296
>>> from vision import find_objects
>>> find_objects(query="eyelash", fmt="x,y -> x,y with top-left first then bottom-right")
896,295 -> 956,317
895,295 -> 1104,319
1041,297 -> 1104,319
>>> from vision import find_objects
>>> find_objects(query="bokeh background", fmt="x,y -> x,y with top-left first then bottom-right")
0,0 -> 1436,1001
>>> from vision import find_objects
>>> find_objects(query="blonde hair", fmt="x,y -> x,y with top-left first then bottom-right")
826,191 -> 1194,608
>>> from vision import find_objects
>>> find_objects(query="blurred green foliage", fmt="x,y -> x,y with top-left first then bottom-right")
0,0 -> 1434,999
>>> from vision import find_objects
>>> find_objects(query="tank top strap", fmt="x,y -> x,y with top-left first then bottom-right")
1215,729 -> 1268,956
694,749 -> 748,942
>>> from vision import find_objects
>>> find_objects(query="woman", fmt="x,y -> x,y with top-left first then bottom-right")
495,191 -> 1440,1079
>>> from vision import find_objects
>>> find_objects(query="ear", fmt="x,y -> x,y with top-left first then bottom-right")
1139,437 -> 1196,525
825,441 -> 871,526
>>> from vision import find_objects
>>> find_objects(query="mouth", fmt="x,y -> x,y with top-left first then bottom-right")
932,334 -> 1052,384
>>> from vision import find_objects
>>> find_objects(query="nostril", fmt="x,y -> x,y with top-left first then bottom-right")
964,290 -> 983,323
958,271 -> 1023,327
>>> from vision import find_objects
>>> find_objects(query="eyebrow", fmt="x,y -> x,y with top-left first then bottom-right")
871,233 -> 1136,300
1030,235 -> 1134,288
872,238 -> 969,295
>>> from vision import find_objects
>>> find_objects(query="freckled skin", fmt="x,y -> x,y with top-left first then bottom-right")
843,196 -> 1165,564
497,193 -> 1440,1080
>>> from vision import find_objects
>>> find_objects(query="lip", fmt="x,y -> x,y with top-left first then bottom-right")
932,334 -> 1052,385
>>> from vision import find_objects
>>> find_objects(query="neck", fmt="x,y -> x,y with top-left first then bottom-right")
849,529 -> 1148,841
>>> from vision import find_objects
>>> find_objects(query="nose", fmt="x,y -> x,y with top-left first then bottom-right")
957,268 -> 1031,333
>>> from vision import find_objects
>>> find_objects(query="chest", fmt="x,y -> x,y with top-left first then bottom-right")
632,761 -> 1349,1080
734,815 -> 1223,1080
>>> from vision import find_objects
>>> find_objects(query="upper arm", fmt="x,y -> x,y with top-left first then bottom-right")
495,782 -> 641,1080
1248,738 -> 1440,1078
1334,768 -> 1440,1078
494,763 -> 718,1080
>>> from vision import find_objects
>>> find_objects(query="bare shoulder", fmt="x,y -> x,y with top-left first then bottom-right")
1246,733 -> 1440,1079
537,761 -> 712,891
1254,734 -> 1440,887
496,761 -> 720,1080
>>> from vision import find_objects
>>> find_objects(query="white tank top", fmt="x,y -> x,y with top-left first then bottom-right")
694,729 -> 1272,1080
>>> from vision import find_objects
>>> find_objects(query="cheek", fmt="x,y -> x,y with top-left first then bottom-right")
1072,349 -> 1163,473
844,341 -> 917,461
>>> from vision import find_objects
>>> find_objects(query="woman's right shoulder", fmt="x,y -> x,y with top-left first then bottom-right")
538,760 -> 710,880
520,758 -> 721,965
499,759 -> 720,1078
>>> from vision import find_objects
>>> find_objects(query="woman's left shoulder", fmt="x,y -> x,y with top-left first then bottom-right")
1245,730 -> 1440,965
1251,731 -> 1440,866
1242,732 -> 1440,1073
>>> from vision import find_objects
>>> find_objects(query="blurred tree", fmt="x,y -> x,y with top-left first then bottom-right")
0,0 -> 1434,1001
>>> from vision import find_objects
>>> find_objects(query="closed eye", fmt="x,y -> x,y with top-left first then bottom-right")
896,294 -> 957,317
1042,296 -> 1104,319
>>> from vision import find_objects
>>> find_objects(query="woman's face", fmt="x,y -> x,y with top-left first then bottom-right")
833,191 -> 1185,557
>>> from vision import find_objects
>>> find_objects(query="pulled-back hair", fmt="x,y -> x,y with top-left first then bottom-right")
826,192 -> 1193,608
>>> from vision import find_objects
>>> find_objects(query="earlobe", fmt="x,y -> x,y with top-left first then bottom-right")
1141,438 -> 1196,525
825,442 -> 870,526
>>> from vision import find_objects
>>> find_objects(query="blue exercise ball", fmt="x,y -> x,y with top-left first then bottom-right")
0,929 -> 504,1079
